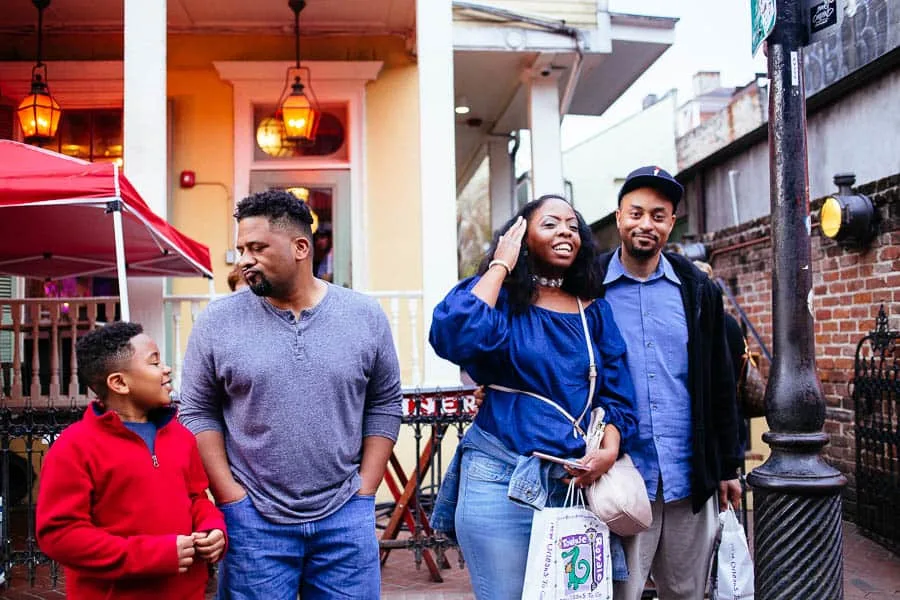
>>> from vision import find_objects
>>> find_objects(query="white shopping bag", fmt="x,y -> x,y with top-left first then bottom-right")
522,484 -> 612,600
709,506 -> 755,600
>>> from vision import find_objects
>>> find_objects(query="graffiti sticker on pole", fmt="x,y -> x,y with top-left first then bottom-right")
805,0 -> 843,45
751,0 -> 777,57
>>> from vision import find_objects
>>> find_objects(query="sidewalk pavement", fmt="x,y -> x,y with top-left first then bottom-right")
0,520 -> 896,599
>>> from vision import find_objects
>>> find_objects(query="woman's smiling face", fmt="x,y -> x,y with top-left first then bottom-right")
525,197 -> 581,274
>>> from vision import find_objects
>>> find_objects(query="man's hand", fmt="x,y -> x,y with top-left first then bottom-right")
193,529 -> 226,564
216,481 -> 247,506
176,535 -> 196,573
473,386 -> 485,409
718,478 -> 742,511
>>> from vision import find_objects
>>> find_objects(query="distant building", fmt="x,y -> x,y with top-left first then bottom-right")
565,70 -> 749,243
675,71 -> 737,137
564,89 -> 678,225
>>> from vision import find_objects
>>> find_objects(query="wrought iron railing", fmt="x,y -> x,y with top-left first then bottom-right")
0,298 -> 119,408
853,305 -> 899,555
378,386 -> 476,582
0,404 -> 81,587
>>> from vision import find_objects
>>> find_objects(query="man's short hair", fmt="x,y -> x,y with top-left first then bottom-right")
76,322 -> 143,399
234,189 -> 315,238
618,165 -> 684,211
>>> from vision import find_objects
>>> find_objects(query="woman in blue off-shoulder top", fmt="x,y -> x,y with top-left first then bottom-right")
429,195 -> 638,599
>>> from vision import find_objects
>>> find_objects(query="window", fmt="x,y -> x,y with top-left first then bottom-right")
253,103 -> 348,161
37,108 -> 123,166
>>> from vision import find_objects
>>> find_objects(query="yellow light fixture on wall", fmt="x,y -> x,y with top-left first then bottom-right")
286,186 -> 309,201
286,187 -> 318,231
276,0 -> 320,145
256,116 -> 292,157
820,173 -> 877,247
17,0 -> 61,143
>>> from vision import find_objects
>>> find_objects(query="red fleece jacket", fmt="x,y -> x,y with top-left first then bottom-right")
36,403 -> 226,599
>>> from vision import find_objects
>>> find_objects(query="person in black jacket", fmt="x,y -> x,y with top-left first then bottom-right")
597,166 -> 743,600
694,260 -> 750,457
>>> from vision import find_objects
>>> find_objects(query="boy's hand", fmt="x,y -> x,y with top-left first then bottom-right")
193,529 -> 226,564
176,535 -> 196,573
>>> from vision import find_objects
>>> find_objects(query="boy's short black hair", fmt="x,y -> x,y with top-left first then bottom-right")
76,322 -> 144,399
234,189 -> 314,239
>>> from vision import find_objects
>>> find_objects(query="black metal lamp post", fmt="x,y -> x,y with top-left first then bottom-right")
746,1 -> 847,598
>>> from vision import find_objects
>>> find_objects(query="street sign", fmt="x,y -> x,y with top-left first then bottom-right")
804,0 -> 844,45
751,0 -> 777,57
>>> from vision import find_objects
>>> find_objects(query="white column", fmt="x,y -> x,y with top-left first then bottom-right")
527,72 -> 564,199
489,138 -> 515,234
417,0 -> 461,387
123,0 -> 166,345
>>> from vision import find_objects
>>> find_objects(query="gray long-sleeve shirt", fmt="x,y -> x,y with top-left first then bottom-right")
178,284 -> 402,524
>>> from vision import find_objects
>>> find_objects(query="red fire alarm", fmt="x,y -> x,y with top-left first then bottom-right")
179,170 -> 196,189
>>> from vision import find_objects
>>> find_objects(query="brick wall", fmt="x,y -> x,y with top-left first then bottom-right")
703,173 -> 900,516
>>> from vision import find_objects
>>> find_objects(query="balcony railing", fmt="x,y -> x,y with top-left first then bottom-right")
0,290 -> 425,408
0,298 -> 119,408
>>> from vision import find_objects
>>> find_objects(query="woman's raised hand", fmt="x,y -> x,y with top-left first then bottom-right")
475,216 -> 527,307
493,216 -> 527,272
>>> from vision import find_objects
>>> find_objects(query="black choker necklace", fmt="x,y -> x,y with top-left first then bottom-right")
532,274 -> 564,288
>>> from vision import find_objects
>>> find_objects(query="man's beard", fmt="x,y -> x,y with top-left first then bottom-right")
624,236 -> 660,260
248,274 -> 275,297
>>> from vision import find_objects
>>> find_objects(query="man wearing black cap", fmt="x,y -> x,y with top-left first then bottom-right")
595,166 -> 743,599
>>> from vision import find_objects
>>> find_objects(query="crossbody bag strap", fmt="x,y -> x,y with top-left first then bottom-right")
487,384 -> 587,437
576,298 -> 597,429
486,298 -> 597,439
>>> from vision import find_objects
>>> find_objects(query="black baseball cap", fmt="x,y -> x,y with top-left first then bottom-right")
618,166 -> 684,211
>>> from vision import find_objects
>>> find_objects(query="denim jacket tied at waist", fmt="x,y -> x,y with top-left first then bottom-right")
429,424 -> 628,581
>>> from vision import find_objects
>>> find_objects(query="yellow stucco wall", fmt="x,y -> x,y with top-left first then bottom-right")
363,64 -> 423,292
168,67 -> 235,297
163,34 -> 423,298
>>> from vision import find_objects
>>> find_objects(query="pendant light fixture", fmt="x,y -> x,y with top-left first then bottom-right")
276,0 -> 320,145
17,0 -> 62,143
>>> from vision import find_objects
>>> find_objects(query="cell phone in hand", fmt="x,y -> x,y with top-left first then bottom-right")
532,451 -> 589,470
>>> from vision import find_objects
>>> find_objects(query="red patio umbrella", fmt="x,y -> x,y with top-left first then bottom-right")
0,140 -> 214,321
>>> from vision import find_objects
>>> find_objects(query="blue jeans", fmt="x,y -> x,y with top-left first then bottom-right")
455,449 -> 569,600
216,494 -> 379,600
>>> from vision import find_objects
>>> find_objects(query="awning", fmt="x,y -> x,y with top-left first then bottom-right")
0,140 -> 215,320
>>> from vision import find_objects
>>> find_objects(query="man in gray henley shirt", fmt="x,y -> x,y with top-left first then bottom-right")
179,190 -> 401,599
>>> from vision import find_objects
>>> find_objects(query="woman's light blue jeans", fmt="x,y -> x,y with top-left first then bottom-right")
455,448 -> 569,600
215,494 -> 379,600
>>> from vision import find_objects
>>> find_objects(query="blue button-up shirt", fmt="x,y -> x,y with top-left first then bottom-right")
603,251 -> 692,502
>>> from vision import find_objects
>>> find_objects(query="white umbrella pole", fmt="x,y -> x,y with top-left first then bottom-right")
112,206 -> 131,322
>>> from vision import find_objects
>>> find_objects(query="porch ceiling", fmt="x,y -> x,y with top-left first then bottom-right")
452,12 -> 676,188
0,0 -> 415,34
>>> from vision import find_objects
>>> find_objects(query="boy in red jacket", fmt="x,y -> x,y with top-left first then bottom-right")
36,322 -> 226,599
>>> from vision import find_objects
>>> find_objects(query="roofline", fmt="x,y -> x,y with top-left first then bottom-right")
564,89 -> 678,154
609,12 -> 679,30
677,45 -> 900,182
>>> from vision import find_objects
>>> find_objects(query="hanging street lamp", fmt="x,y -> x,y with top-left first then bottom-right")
276,0 -> 320,145
17,0 -> 62,144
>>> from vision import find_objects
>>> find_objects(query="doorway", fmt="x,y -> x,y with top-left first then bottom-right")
249,170 -> 352,288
